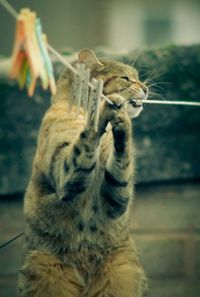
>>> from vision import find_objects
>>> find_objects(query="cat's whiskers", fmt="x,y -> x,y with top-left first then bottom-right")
148,91 -> 166,101
146,83 -> 164,90
143,68 -> 160,84
146,81 -> 170,90
143,69 -> 166,87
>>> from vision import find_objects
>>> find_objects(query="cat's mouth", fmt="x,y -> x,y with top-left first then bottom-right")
127,99 -> 143,119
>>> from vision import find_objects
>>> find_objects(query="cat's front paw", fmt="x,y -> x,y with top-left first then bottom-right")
106,95 -> 132,153
101,94 -> 126,119
98,94 -> 125,134
106,94 -> 127,110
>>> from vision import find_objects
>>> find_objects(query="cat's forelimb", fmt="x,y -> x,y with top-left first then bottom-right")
50,95 -> 134,205
99,94 -> 134,219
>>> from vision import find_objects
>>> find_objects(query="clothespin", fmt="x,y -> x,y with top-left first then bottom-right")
75,63 -> 85,117
69,64 -> 80,112
10,8 -> 56,97
71,65 -> 103,129
10,13 -> 27,79
18,56 -> 28,89
81,67 -> 90,112
86,78 -> 103,131
35,19 -> 56,95
70,63 -> 90,116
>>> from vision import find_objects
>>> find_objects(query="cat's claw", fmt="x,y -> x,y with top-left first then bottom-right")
107,94 -> 126,110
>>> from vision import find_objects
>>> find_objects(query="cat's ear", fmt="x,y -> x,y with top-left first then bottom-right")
78,49 -> 102,68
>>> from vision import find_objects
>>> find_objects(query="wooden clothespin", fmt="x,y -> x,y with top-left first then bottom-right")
81,67 -> 90,112
75,63 -> 85,117
86,78 -> 103,131
70,63 -> 91,116
70,65 -> 103,130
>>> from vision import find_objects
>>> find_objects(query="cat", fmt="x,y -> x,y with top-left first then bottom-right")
18,49 -> 148,297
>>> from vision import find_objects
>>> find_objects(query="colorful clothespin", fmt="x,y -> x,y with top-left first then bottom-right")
10,8 -> 56,97
35,18 -> 56,95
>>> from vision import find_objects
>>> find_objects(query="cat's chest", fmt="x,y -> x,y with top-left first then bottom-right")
72,196 -> 103,244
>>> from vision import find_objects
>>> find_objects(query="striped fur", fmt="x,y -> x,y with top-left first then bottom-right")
19,50 -> 147,297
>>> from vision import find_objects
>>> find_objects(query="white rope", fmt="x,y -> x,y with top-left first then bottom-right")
47,44 -> 78,75
1,0 -> 200,108
0,0 -> 18,19
143,99 -> 200,107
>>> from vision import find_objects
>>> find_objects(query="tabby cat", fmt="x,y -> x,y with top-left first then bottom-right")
18,49 -> 148,297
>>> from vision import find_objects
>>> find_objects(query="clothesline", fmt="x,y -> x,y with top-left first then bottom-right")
0,0 -> 200,107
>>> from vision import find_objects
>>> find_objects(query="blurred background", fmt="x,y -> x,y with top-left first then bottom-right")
0,0 -> 200,297
0,0 -> 200,55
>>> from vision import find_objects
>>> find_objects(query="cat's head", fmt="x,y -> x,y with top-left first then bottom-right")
78,49 -> 148,118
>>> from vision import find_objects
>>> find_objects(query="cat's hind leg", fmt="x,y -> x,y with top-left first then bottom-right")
18,251 -> 84,297
85,244 -> 146,297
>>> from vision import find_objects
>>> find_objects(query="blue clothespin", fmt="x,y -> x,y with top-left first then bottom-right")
35,18 -> 56,94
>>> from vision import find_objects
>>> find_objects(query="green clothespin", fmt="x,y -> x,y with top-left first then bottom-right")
18,56 -> 29,89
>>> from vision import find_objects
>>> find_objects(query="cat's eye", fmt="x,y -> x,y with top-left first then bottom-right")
121,76 -> 130,82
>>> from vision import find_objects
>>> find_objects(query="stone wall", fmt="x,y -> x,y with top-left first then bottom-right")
0,44 -> 200,195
